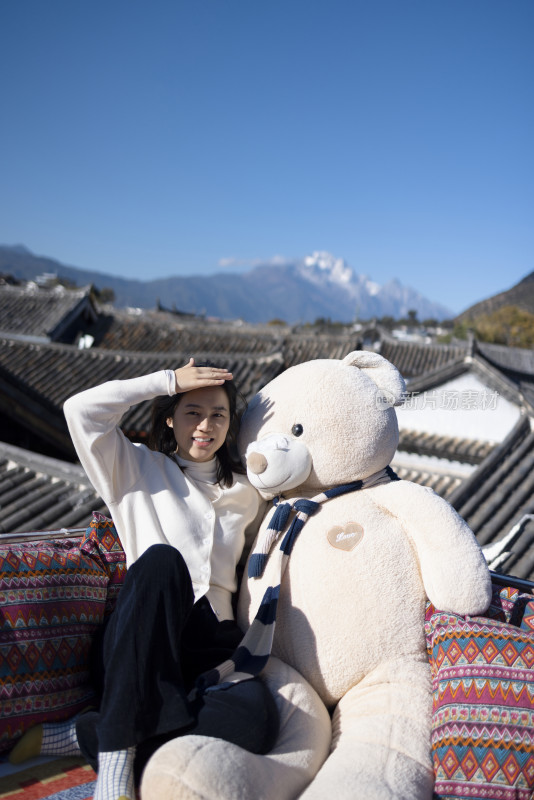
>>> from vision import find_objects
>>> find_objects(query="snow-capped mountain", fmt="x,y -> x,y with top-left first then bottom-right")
300,252 -> 355,286
0,245 -> 453,323
292,251 -> 451,322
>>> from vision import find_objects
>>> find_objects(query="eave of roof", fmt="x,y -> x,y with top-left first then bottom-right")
397,428 -> 494,465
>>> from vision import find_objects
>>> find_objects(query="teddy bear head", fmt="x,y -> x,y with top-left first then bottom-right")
238,351 -> 406,497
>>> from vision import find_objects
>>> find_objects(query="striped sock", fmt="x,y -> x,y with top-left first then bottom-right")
94,747 -> 136,800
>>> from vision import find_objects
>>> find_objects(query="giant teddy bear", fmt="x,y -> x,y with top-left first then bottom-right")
142,352 -> 492,800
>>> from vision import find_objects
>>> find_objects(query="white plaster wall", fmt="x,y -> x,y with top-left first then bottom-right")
396,373 -> 521,444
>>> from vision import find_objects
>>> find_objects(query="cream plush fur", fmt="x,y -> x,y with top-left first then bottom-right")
141,352 -> 492,800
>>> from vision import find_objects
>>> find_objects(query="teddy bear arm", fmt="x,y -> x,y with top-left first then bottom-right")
387,482 -> 492,615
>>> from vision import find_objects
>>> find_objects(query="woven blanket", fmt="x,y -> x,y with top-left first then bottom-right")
0,755 -> 96,799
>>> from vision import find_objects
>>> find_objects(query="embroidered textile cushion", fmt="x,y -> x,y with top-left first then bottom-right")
0,537 -> 106,752
426,584 -> 534,800
80,512 -> 127,617
0,515 -> 126,753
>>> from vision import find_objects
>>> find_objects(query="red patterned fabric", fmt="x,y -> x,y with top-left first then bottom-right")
0,538 -> 106,752
0,515 -> 127,754
426,584 -> 534,799
80,512 -> 127,617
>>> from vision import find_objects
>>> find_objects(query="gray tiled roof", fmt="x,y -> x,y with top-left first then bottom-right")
0,282 -> 96,342
89,308 -> 287,356
1,296 -> 534,582
476,341 -> 534,412
0,337 -> 283,409
0,441 -> 107,535
388,336 -> 534,414
391,461 -> 464,500
378,335 -> 469,378
281,333 -> 363,367
0,335 -> 285,456
477,341 -> 534,377
398,428 -> 494,465
449,416 -> 534,581
89,308 -> 364,368
404,353 -> 529,408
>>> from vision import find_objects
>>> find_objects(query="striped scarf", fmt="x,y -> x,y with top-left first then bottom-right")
194,465 -> 399,696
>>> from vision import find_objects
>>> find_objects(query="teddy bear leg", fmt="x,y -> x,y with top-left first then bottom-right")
300,658 -> 434,800
141,657 -> 331,800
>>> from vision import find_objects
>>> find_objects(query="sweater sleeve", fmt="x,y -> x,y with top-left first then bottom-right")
63,370 -> 176,506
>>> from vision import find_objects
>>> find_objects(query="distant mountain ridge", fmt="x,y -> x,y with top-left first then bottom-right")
0,245 -> 453,323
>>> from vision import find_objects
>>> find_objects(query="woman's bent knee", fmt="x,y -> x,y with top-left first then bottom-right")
121,544 -> 194,608
131,544 -> 189,582
194,678 -> 280,754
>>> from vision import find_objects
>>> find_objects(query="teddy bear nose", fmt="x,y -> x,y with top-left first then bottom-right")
247,451 -> 268,475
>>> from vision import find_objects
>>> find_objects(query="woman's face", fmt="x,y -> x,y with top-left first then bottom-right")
167,386 -> 231,463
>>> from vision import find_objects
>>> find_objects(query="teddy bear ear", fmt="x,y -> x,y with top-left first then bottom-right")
341,351 -> 406,407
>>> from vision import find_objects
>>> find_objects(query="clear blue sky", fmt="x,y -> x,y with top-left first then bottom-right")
1,0 -> 532,315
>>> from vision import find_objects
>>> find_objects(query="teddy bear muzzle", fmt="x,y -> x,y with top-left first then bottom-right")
245,433 -> 313,494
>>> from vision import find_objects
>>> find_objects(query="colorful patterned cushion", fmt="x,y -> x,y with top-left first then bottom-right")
80,512 -> 127,617
0,514 -> 127,754
482,583 -> 534,632
426,584 -> 534,799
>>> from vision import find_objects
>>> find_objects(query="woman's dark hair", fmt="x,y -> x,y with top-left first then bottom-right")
148,362 -> 246,488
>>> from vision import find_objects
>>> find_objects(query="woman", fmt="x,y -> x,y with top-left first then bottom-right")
10,359 -> 278,800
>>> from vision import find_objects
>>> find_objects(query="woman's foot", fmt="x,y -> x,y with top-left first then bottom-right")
93,746 -> 136,800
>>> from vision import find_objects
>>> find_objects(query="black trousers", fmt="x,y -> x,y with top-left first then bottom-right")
77,544 -> 279,781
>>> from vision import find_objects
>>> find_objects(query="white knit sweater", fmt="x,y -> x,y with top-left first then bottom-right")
63,370 -> 262,621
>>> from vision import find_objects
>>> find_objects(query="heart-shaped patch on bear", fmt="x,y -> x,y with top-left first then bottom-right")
327,523 -> 364,551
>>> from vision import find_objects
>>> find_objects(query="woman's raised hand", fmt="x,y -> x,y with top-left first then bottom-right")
174,358 -> 233,393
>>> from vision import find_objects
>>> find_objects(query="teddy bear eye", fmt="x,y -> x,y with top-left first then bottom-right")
291,424 -> 304,437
